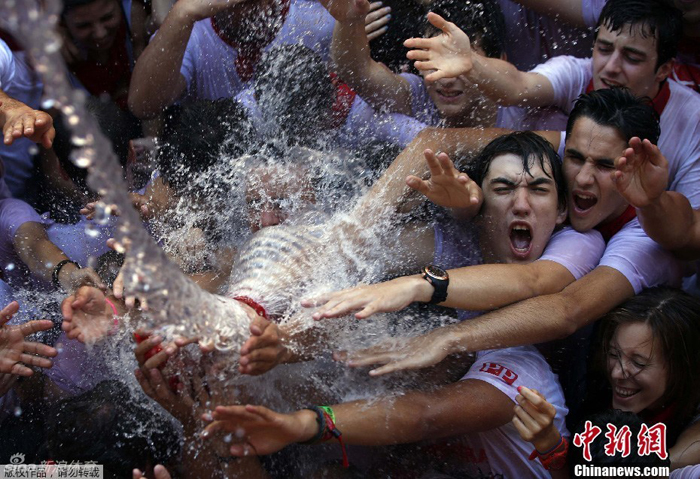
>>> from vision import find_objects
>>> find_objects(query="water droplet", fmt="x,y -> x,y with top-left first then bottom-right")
84,223 -> 100,238
5,263 -> 15,271
13,406 -> 22,417
28,145 -> 38,155
223,434 -> 233,443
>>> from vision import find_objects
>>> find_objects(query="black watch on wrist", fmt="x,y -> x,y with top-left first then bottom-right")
421,264 -> 449,304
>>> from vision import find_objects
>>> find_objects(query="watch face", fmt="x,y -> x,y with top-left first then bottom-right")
425,264 -> 448,280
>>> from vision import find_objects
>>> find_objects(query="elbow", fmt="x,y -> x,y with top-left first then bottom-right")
127,89 -> 156,120
555,290 -> 585,340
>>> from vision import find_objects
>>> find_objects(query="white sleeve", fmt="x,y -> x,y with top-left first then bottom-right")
538,227 -> 605,280
180,22 -> 207,93
670,465 -> 700,479
0,40 -> 16,91
581,0 -> 605,28
531,56 -> 592,114
598,219 -> 684,294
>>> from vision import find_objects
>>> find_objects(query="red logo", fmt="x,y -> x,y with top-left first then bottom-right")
479,362 -> 518,385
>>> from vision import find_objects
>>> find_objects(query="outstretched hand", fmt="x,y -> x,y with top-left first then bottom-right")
239,314 -> 289,375
301,276 -> 428,320
407,149 -> 483,212
613,137 -> 669,208
202,404 -> 313,456
334,327 -> 456,376
2,104 -> 55,148
61,286 -> 115,343
404,12 -> 474,82
0,301 -> 57,376
512,386 -> 562,453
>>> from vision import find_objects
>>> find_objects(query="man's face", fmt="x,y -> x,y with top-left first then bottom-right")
64,0 -> 122,52
421,42 -> 491,125
478,153 -> 566,264
592,23 -> 672,98
563,116 -> 630,232
245,166 -> 315,232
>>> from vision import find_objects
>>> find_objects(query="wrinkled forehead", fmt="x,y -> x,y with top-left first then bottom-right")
483,153 -> 554,184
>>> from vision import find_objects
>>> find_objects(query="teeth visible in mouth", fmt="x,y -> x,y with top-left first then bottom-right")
574,193 -> 597,211
615,386 -> 638,398
438,91 -> 462,98
510,226 -> 532,251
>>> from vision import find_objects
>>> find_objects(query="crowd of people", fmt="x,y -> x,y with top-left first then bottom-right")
1,0 -> 700,477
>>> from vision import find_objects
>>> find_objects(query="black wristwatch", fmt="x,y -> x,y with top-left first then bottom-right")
421,264 -> 449,304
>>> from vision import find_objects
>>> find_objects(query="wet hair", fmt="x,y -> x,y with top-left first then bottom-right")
158,98 -> 258,196
569,409 -> 670,468
370,0 -> 427,73
427,0 -> 506,58
597,0 -> 683,69
253,44 -> 335,140
45,380 -> 180,477
596,287 -> 700,443
466,131 -> 566,211
566,88 -> 660,145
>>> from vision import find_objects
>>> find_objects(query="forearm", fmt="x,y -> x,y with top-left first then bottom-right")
441,261 -> 575,311
13,223 -> 74,287
128,4 -> 192,118
636,192 -> 700,257
331,20 -> 411,113
445,266 -> 634,354
298,381 -> 510,446
469,56 -> 553,107
352,127 -> 509,218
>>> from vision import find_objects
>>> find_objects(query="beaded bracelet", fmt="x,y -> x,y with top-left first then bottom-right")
301,406 -> 349,468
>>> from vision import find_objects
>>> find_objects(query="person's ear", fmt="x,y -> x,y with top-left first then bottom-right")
655,59 -> 674,84
556,203 -> 568,225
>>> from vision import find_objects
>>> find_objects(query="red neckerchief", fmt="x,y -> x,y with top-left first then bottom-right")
640,402 -> 676,426
595,205 -> 637,242
71,19 -> 131,109
329,72 -> 356,129
585,79 -> 671,116
210,0 -> 291,83
671,61 -> 700,94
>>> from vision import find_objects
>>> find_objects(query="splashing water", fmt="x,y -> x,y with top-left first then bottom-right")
0,0 -> 254,351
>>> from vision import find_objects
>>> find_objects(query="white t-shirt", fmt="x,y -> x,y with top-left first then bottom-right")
454,346 -> 570,478
0,40 -> 43,200
529,56 -> 700,292
180,0 -> 334,101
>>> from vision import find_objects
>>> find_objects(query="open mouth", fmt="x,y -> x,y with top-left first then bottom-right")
573,192 -> 597,213
509,224 -> 532,257
436,89 -> 464,101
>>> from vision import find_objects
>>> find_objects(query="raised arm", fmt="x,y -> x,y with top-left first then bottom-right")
128,0 -> 236,119
204,378 -> 513,455
404,13 -> 555,107
614,138 -> 700,259
343,265 -> 634,376
325,0 -> 413,114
